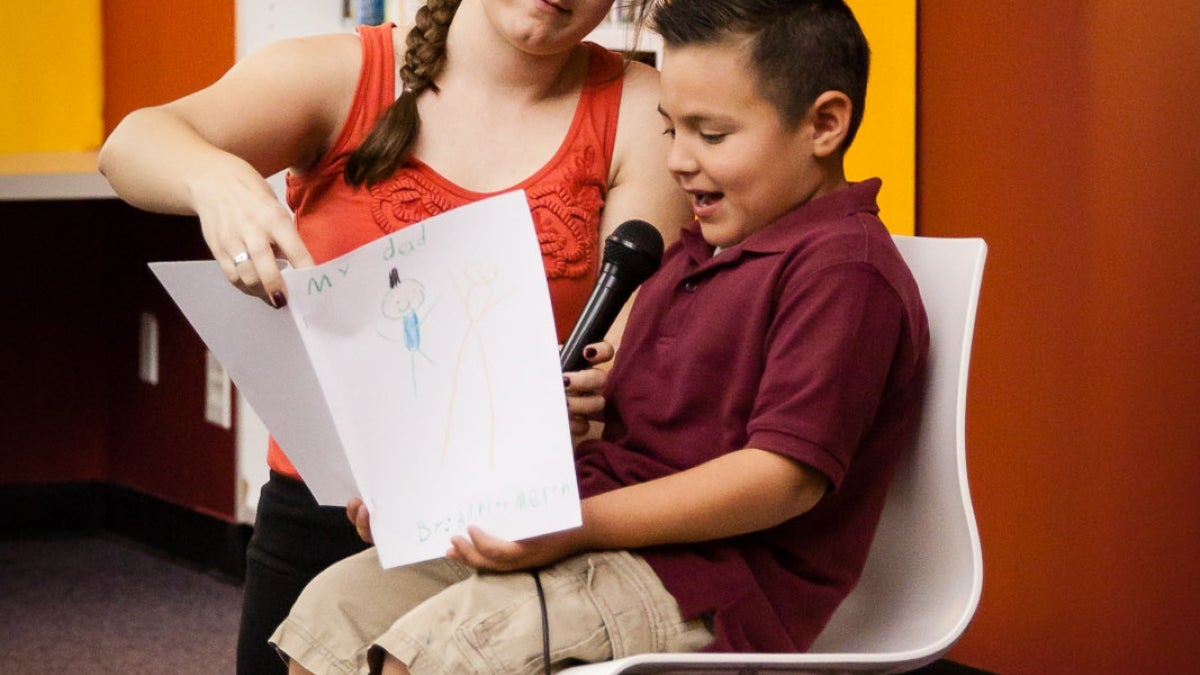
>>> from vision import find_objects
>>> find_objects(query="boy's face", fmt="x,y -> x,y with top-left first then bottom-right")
658,41 -> 837,248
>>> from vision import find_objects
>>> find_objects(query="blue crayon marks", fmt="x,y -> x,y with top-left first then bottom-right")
380,267 -> 437,395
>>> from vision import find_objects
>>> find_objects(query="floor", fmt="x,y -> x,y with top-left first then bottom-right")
0,533 -> 241,674
0,532 -> 992,674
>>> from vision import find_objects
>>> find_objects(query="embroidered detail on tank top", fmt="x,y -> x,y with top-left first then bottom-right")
366,144 -> 605,281
528,145 -> 605,280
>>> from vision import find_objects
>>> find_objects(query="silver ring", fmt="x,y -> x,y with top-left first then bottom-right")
232,251 -> 251,266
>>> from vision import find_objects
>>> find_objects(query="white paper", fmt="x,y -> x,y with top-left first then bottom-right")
151,191 -> 581,568
148,261 -> 357,504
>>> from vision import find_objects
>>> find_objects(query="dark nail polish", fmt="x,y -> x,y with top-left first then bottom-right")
584,346 -> 598,360
272,291 -> 287,308
563,377 -> 571,388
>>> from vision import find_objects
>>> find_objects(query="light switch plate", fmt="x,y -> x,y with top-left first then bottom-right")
138,311 -> 159,385
204,350 -> 232,429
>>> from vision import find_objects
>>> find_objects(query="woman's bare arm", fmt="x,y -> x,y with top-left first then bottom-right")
598,60 -> 691,349
98,33 -> 361,303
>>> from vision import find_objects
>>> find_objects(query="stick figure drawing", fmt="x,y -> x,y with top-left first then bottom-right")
443,261 -> 512,469
379,267 -> 436,396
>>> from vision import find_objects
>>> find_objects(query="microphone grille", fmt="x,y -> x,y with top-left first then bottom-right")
604,220 -> 664,282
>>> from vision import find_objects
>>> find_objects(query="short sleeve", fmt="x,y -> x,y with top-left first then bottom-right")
746,261 -> 905,489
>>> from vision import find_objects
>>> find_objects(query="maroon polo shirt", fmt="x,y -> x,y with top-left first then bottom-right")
575,179 -> 930,653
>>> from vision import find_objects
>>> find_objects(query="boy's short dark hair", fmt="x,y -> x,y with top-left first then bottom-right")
652,0 -> 870,149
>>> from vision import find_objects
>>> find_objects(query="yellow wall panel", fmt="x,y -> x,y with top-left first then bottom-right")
845,0 -> 917,235
0,1 -> 103,153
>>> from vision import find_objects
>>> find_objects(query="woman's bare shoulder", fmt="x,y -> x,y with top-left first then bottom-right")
242,30 -> 362,68
618,59 -> 662,102
207,31 -> 363,108
612,59 -> 665,151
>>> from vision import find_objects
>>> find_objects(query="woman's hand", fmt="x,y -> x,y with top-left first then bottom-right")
562,341 -> 614,437
191,162 -> 315,308
346,498 -> 374,544
98,34 -> 355,308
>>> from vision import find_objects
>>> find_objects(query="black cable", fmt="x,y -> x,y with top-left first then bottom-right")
532,570 -> 551,675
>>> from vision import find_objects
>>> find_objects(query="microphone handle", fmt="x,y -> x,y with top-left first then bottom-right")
559,272 -> 636,372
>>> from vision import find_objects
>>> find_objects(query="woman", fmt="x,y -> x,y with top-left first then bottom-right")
97,1 -> 685,673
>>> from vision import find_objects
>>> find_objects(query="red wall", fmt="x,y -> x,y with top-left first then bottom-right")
0,199 -> 239,521
919,2 -> 1200,672
1,201 -> 119,485
105,211 -> 242,521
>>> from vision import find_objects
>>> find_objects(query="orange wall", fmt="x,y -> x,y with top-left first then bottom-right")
919,2 -> 1200,672
102,0 -> 235,134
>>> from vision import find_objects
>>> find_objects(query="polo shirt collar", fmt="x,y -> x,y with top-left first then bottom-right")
679,177 -> 883,266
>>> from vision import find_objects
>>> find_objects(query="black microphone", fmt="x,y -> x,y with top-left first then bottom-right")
560,219 -> 664,372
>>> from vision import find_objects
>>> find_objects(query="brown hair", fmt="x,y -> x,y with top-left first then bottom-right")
653,0 -> 870,149
344,0 -> 462,187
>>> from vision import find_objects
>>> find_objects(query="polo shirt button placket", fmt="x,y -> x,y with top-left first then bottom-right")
660,276 -> 702,339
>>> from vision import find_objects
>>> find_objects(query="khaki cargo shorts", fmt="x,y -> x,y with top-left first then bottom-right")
270,547 -> 712,675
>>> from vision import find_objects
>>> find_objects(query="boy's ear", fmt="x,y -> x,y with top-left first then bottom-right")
808,91 -> 853,158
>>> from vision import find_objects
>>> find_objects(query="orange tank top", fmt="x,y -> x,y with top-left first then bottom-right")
268,23 -> 626,479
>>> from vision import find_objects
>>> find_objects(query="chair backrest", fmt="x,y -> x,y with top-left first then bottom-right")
562,235 -> 987,675
805,235 -> 987,670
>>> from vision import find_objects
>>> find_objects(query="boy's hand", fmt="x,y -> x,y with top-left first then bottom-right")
446,525 -> 582,572
346,498 -> 374,544
563,342 -> 614,437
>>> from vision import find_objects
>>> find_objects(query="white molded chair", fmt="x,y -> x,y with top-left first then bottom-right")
563,235 -> 987,674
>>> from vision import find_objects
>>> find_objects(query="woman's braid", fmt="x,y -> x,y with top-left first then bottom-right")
345,0 -> 462,186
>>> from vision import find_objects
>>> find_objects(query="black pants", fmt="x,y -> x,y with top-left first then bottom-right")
237,472 -> 371,675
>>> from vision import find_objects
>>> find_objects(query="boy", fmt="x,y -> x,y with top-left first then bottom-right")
273,1 -> 929,672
